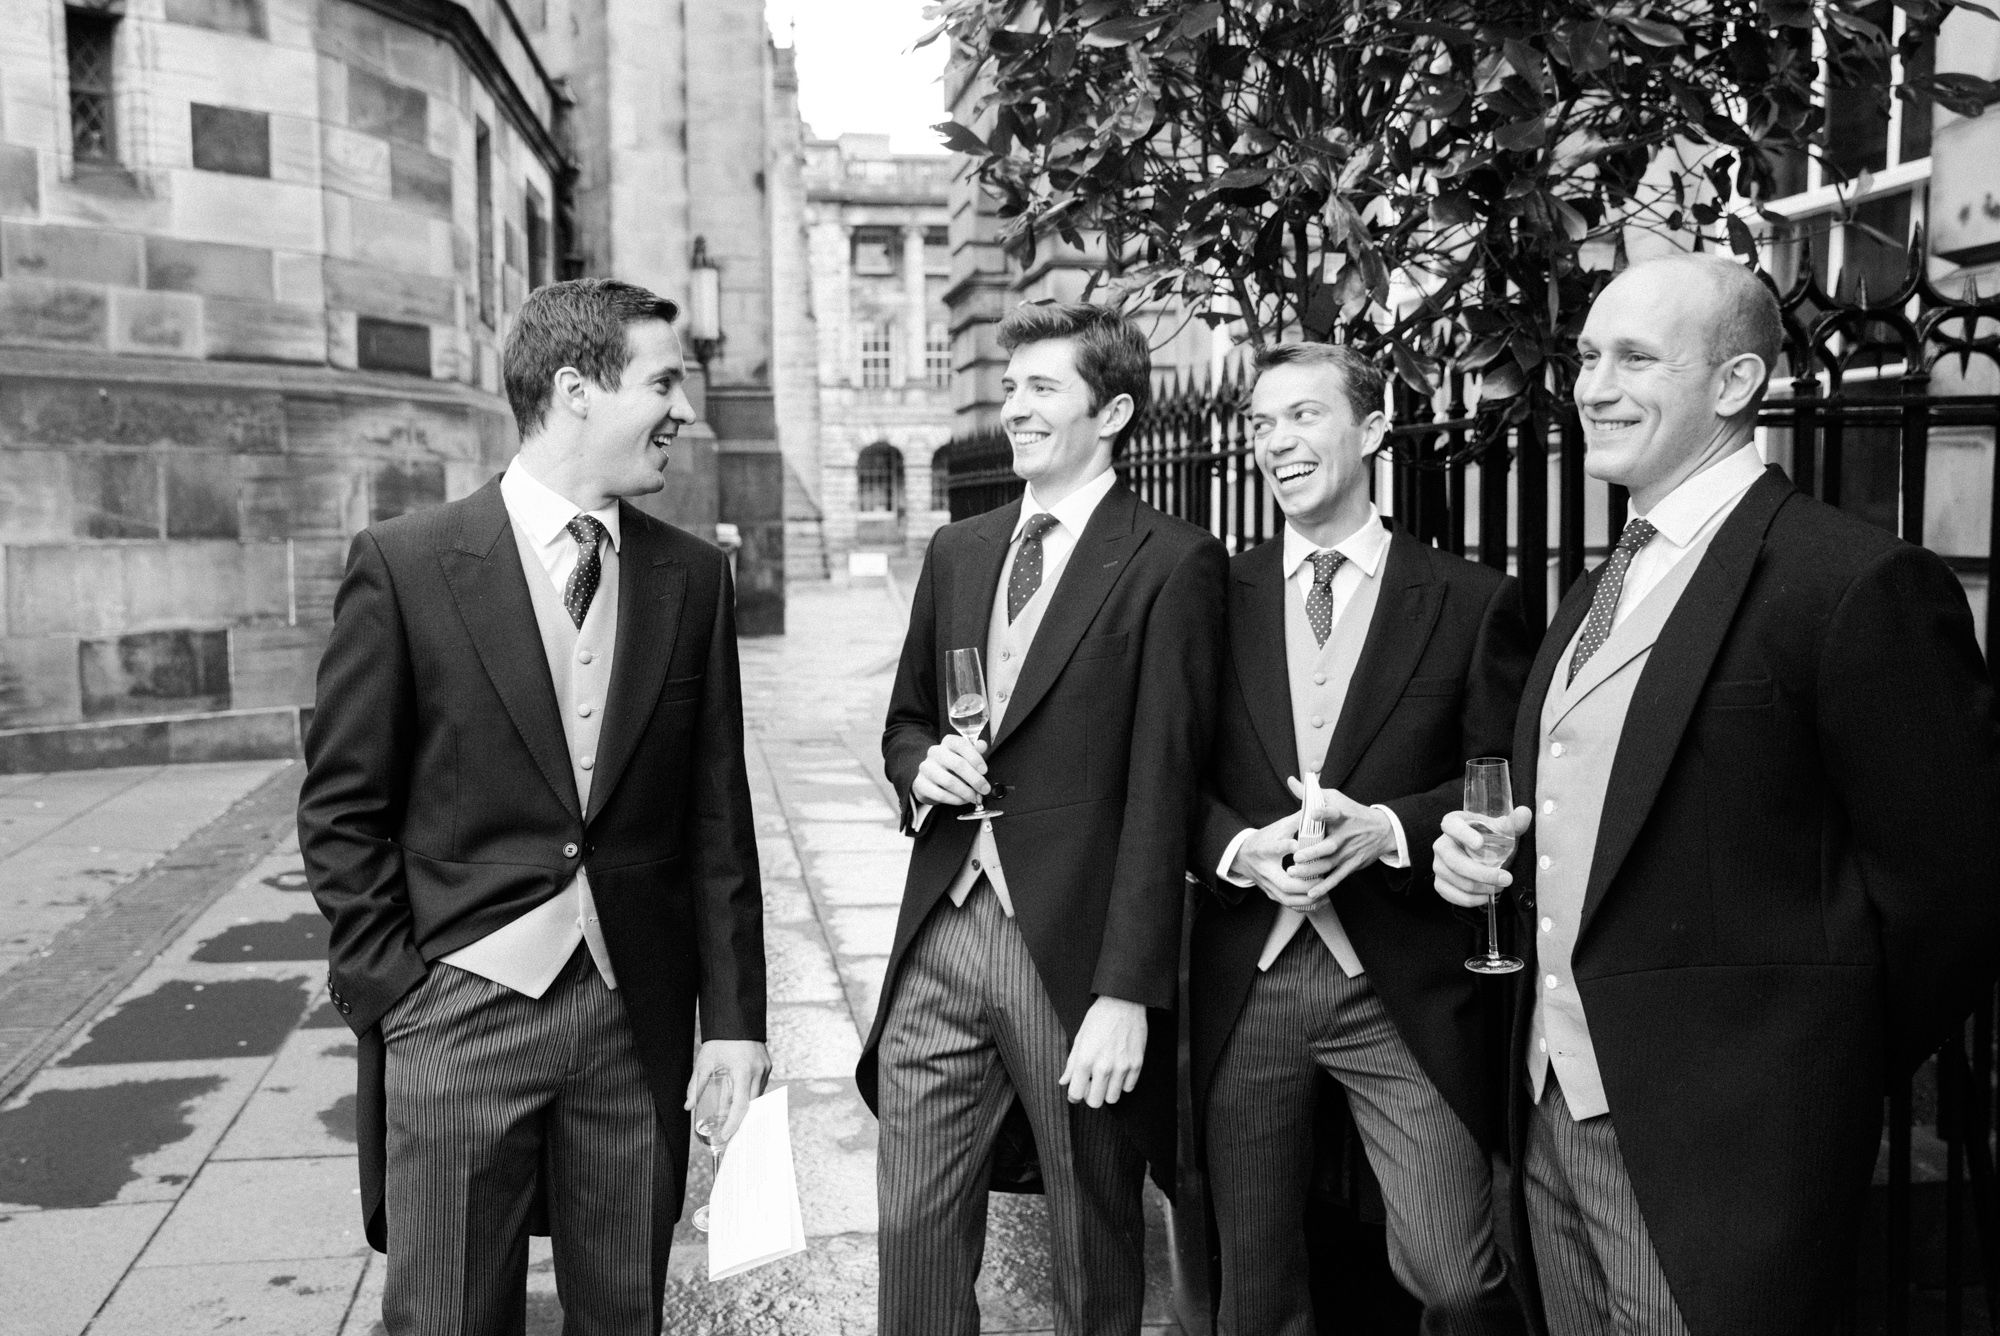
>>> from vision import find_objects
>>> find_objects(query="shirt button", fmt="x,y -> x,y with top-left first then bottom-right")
1542,799 -> 1556,815
579,755 -> 594,770
1541,916 -> 1553,933
1545,974 -> 1560,989
578,649 -> 594,664
578,703 -> 593,718
1539,855 -> 1552,870
1550,742 -> 1565,758
564,842 -> 580,858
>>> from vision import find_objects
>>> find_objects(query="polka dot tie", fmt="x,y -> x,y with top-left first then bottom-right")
1305,549 -> 1348,647
1567,517 -> 1659,685
563,514 -> 607,629
1007,512 -> 1060,623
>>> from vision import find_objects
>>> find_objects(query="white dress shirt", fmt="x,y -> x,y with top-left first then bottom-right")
502,457 -> 623,594
1217,510 -> 1411,910
1607,444 -> 1765,631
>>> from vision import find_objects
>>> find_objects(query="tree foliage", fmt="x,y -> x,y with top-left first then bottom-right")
926,0 -> 1999,414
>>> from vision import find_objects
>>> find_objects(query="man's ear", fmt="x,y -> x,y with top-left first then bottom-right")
1359,409 -> 1390,459
552,366 -> 590,421
1714,353 -> 1766,420
1096,392 -> 1136,442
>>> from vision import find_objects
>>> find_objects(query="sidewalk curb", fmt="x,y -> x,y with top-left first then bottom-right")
0,762 -> 305,1106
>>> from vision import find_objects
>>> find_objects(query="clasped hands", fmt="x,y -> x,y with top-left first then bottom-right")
1229,777 -> 1399,912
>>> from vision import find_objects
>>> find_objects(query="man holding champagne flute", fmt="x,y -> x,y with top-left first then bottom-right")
1185,342 -> 1533,1334
858,301 -> 1227,1336
1433,253 -> 2000,1335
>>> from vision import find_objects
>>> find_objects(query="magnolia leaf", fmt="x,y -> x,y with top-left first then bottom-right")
1082,15 -> 1163,46
1479,361 -> 1526,402
1430,193 -> 1477,227
1495,116 -> 1547,151
1726,214 -> 1758,258
933,120 -> 991,156
1389,338 -> 1439,394
1177,2 -> 1226,38
1566,19 -> 1612,73
1614,16 -> 1686,47
1551,196 -> 1589,242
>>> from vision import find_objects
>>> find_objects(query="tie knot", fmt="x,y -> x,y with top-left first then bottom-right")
567,514 -> 606,550
1616,518 -> 1658,556
1308,549 -> 1348,586
1021,512 -> 1059,545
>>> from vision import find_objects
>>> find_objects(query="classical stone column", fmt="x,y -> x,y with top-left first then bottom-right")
903,224 -> 929,386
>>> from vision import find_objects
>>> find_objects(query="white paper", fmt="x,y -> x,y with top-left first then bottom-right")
705,1084 -> 808,1280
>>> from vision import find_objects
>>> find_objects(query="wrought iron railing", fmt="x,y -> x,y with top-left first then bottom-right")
946,234 -> 2000,1333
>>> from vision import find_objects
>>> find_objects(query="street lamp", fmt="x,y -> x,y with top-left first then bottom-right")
688,235 -> 724,373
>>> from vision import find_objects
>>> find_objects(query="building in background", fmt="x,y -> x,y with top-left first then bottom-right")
801,132 -> 954,570
0,0 -> 788,771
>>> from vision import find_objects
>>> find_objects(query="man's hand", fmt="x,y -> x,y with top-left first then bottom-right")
1227,809 -> 1324,911
1286,778 -> 1396,899
685,1039 -> 772,1142
1059,996 -> 1147,1107
1432,807 -> 1533,908
911,734 -> 989,808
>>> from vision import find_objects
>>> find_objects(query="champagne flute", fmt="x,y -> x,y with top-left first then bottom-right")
946,647 -> 1003,820
1462,757 -> 1525,975
689,1068 -> 733,1233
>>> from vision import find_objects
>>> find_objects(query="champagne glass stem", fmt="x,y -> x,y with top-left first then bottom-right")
1484,894 -> 1502,963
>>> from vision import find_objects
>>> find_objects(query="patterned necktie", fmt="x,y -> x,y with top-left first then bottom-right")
1567,517 -> 1659,685
1305,550 -> 1348,647
564,514 -> 607,629
1007,512 -> 1061,623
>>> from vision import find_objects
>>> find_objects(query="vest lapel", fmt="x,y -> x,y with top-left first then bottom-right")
1231,539 -> 1298,786
1317,531 -> 1443,788
587,510 -> 688,824
1577,467 -> 1794,937
437,478 -> 580,819
991,486 -> 1145,752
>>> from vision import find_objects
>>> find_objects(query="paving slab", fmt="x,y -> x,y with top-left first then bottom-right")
765,919 -> 848,1005
822,905 -> 898,959
89,1255 -> 368,1336
139,1156 -> 370,1265
210,1026 -> 359,1161
0,1201 -> 172,1336
769,1002 -> 866,1081
798,850 -> 907,906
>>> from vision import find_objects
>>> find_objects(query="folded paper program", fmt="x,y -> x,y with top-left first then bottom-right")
706,1085 -> 808,1280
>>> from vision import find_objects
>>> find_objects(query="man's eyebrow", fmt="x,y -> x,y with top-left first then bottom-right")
650,366 -> 683,385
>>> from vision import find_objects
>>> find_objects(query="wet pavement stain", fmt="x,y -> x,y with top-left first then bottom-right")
59,978 -> 313,1064
318,1094 -> 356,1143
190,912 -> 327,962
0,1077 -> 221,1207
262,869 -> 310,892
300,998 -> 346,1029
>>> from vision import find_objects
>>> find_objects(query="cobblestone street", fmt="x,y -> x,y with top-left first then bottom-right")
0,575 -> 1176,1335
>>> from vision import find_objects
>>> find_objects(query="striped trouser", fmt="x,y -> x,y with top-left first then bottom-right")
1524,1080 -> 1689,1336
875,880 -> 1148,1336
1206,930 -> 1523,1336
379,950 -> 674,1336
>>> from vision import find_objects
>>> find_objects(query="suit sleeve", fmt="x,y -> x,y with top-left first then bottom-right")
1818,545 -> 2000,1073
689,556 -> 766,1042
883,531 -> 944,832
1094,536 -> 1229,1008
297,530 -> 427,1037
1193,787 -> 1255,907
1382,572 -> 1534,887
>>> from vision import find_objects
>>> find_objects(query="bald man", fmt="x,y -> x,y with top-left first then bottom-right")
1433,254 -> 2000,1336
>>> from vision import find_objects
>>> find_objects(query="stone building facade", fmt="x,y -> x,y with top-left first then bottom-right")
803,133 -> 954,566
0,0 -> 788,770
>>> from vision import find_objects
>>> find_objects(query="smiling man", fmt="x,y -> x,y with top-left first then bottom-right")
1432,253 -> 2000,1334
859,301 -> 1227,1336
1186,343 -> 1532,1335
300,278 -> 769,1335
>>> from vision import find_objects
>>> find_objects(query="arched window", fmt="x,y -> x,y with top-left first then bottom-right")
930,446 -> 951,511
856,443 -> 904,515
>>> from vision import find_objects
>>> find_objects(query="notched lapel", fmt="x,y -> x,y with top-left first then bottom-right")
1577,468 -> 1793,937
1317,534 -> 1443,788
1515,569 -> 1596,805
1231,541 -> 1298,787
991,488 -> 1144,751
950,504 -> 1015,665
587,514 -> 688,823
436,481 -> 579,819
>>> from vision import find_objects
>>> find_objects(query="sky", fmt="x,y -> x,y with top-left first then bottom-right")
765,0 -> 952,155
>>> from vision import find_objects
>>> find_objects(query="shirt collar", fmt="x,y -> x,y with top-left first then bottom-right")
1014,466 -> 1119,543
501,456 -> 623,552
1281,506 -> 1391,580
1634,444 -> 1765,549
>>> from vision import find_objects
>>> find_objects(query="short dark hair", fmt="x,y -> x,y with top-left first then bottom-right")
503,278 -> 680,438
997,301 -> 1152,453
1250,342 -> 1389,423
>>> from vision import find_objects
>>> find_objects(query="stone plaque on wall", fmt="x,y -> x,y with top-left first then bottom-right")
191,104 -> 273,178
356,317 -> 431,375
79,628 -> 231,720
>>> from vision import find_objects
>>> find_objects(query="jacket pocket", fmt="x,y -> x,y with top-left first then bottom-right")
1072,632 -> 1129,662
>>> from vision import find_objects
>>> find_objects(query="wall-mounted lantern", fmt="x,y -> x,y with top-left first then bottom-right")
688,235 -> 725,374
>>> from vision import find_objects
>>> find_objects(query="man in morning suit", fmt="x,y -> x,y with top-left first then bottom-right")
299,278 -> 770,1335
1434,252 -> 2000,1335
858,302 -> 1227,1336
1188,343 -> 1533,1335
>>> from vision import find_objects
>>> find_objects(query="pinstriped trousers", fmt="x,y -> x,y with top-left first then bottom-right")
876,880 -> 1148,1336
1524,1080 -> 1689,1336
1207,931 -> 1523,1336
380,950 -> 674,1336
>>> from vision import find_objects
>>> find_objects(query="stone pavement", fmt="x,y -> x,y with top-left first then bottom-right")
0,574 -> 1179,1336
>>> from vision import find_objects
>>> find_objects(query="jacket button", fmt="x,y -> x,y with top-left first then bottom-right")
564,842 -> 580,858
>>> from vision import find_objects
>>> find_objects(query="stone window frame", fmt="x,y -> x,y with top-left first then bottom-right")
475,117 -> 497,329
855,441 -> 904,515
62,4 -> 124,171
859,322 -> 894,388
925,323 -> 951,388
929,445 -> 951,512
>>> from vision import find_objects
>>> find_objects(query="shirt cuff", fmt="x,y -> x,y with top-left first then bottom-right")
1371,804 -> 1410,868
912,802 -> 933,834
1218,827 -> 1257,887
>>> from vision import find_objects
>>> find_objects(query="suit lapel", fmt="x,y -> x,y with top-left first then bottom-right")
952,502 -> 1016,666
437,478 -> 580,819
1317,531 -> 1443,789
586,509 -> 688,823
1577,467 -> 1793,937
1230,539 -> 1298,786
991,486 -> 1146,752
1515,564 -> 1596,809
